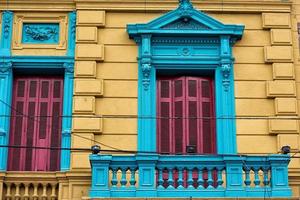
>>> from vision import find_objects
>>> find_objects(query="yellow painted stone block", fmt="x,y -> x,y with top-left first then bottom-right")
106,12 -> 159,28
76,44 -> 104,61
77,11 -> 105,26
262,13 -> 291,28
75,61 -> 96,77
105,46 -> 138,62
235,30 -> 270,47
94,134 -> 137,151
198,13 -> 263,30
269,119 -> 299,134
71,152 -> 90,169
234,64 -> 272,81
98,28 -> 135,45
237,135 -> 277,154
73,96 -> 95,114
275,98 -> 298,115
235,81 -> 266,98
72,117 -> 102,132
103,118 -> 137,134
74,79 -> 103,96
96,98 -> 137,115
235,99 -> 274,116
97,63 -> 138,80
271,29 -> 292,45
264,46 -> 293,63
266,81 -> 296,97
277,134 -> 299,151
104,80 -> 137,97
236,120 -> 268,135
233,47 -> 264,64
70,183 -> 90,199
72,133 -> 94,148
273,63 -> 295,80
76,27 -> 98,43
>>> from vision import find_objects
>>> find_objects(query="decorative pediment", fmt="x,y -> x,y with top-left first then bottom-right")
127,0 -> 244,38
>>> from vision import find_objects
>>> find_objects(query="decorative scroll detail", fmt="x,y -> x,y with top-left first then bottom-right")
62,129 -> 71,137
69,11 -> 76,42
141,63 -> 151,90
178,0 -> 193,17
3,11 -> 13,39
23,23 -> 59,43
63,62 -> 74,73
0,62 -> 13,74
0,129 -> 6,136
221,64 -> 231,92
162,18 -> 210,30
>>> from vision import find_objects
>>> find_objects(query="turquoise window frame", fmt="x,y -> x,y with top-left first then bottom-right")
0,11 -> 76,171
127,1 -> 244,154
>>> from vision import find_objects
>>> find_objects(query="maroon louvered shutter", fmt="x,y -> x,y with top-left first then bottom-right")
49,79 -> 63,171
200,78 -> 216,154
186,77 -> 201,153
25,79 -> 39,170
157,79 -> 172,154
8,76 -> 63,171
8,79 -> 27,171
173,77 -> 185,154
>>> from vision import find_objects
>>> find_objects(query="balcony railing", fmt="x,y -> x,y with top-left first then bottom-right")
2,172 -> 59,200
89,154 -> 292,198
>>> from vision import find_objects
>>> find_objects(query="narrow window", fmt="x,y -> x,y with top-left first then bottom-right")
8,76 -> 63,171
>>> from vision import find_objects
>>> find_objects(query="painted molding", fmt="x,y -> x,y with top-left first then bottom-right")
61,61 -> 74,171
127,0 -> 244,154
73,0 -> 291,13
67,11 -> 76,57
22,23 -> 59,44
12,12 -> 68,51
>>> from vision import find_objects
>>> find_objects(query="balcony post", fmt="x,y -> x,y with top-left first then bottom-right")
89,154 -> 112,198
136,154 -> 158,197
268,155 -> 292,197
224,155 -> 246,197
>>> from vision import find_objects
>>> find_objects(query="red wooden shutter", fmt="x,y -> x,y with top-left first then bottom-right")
200,78 -> 216,154
8,77 -> 63,171
49,79 -> 63,171
156,76 -> 216,155
173,77 -> 185,154
186,77 -> 201,153
8,79 -> 27,171
157,79 -> 172,154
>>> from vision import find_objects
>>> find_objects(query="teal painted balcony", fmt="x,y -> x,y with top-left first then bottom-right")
89,154 -> 291,198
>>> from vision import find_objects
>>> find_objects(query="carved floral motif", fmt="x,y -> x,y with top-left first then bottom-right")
0,62 -> 13,74
63,62 -> 74,73
23,24 -> 59,43
69,11 -> 76,41
221,64 -> 231,92
3,11 -> 13,39
141,63 -> 151,90
178,0 -> 193,17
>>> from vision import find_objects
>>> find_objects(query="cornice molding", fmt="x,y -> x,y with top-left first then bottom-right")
0,0 -> 291,12
0,0 -> 75,11
74,0 -> 291,13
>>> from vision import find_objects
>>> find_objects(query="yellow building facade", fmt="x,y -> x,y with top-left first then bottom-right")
1,0 -> 300,199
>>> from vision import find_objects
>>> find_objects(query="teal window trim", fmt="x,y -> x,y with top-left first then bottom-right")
0,11 -> 76,171
127,1 -> 244,154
